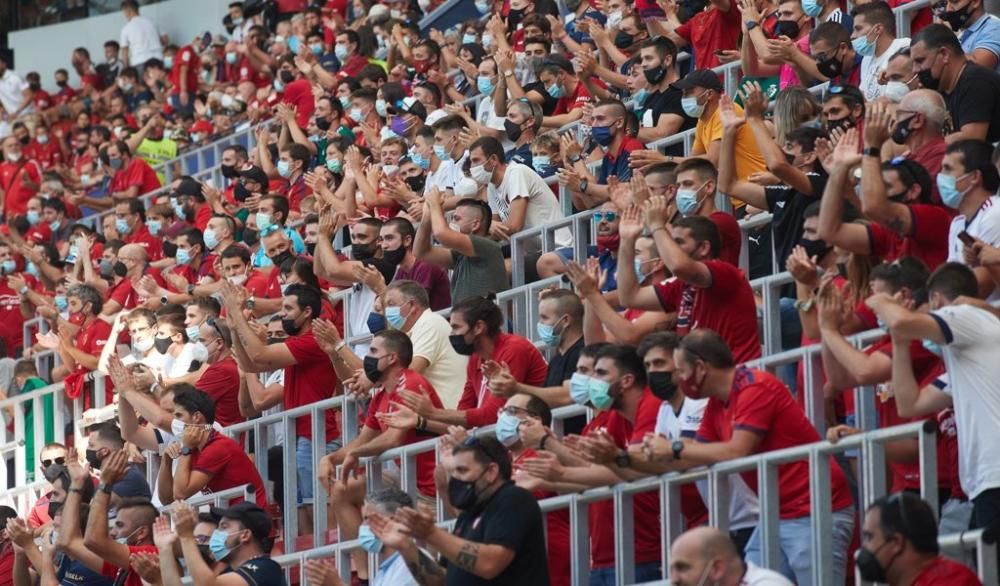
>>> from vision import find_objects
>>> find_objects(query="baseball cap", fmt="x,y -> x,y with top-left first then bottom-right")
673,69 -> 724,92
210,502 -> 272,543
173,177 -> 203,198
112,467 -> 152,499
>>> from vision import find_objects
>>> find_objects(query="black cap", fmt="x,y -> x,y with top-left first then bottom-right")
673,69 -> 724,92
174,177 -> 203,198
238,166 -> 269,186
541,53 -> 574,74
210,502 -> 272,544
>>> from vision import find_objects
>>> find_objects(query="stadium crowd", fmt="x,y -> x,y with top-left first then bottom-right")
0,0 -> 998,583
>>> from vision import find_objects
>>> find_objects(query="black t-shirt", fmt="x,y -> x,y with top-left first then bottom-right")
525,81 -> 559,116
223,556 -> 286,586
763,172 -> 827,286
639,86 -> 696,156
947,62 -> 1000,143
447,482 -> 550,586
546,337 -> 585,435
507,142 -> 533,167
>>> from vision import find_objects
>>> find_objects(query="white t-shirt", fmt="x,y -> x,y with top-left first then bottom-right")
948,195 -> 1000,299
0,70 -> 30,115
120,15 -> 164,66
488,163 -> 572,250
477,95 -> 513,152
348,285 -> 376,358
860,37 -> 910,101
655,397 -> 759,530
933,304 -> 1000,499
741,561 -> 795,585
260,369 -> 286,446
425,108 -> 449,127
425,159 -> 465,195
408,308 -> 468,409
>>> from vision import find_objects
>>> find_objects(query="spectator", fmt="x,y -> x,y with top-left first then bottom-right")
653,0 -> 741,70
0,135 -> 42,216
379,217 -> 452,311
114,198 -> 163,261
669,527 -> 793,586
0,55 -> 33,137
561,100 -> 645,209
539,54 -> 593,128
104,140 -> 162,200
943,0 -> 1000,72
53,284 -> 112,383
119,0 -> 165,68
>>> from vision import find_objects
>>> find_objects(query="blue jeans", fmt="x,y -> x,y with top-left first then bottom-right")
296,436 -> 342,505
778,296 -> 802,394
589,561 -> 660,585
744,507 -> 855,586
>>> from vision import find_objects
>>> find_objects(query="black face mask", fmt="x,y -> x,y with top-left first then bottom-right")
198,544 -> 214,566
406,174 -> 426,193
18,136 -> 29,146
941,4 -> 973,30
305,242 -> 316,256
352,242 -> 376,260
643,65 -> 666,86
891,115 -> 914,145
29,82 -> 41,92
647,371 -> 678,401
504,118 -> 523,142
243,228 -> 259,247
85,448 -> 103,470
56,79 -> 68,88
221,164 -> 240,179
47,499 -> 63,519
798,237 -> 832,260
816,49 -> 845,79
507,8 -> 525,28
614,31 -> 634,50
382,246 -> 406,266
315,117 -> 332,131
162,241 -> 178,258
279,70 -> 295,84
154,336 -> 172,354
270,249 -> 294,268
449,334 -> 475,356
773,20 -> 800,38
233,183 -> 251,201
113,261 -> 128,278
363,355 -> 383,383
825,116 -> 853,133
448,470 -> 486,510
856,540 -> 900,583
917,65 -> 940,91
282,313 -> 304,336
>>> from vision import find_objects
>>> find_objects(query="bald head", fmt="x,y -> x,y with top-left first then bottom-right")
899,89 -> 947,130
669,527 -> 742,586
686,527 -> 739,559
118,244 -> 147,263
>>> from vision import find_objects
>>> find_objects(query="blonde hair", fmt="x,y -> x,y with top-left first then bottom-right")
772,87 -> 822,145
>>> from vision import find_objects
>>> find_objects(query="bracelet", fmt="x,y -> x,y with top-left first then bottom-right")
651,226 -> 667,235
539,434 -> 550,451
416,416 -> 426,432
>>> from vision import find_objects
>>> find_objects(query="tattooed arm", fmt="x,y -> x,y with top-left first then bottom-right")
424,528 -> 516,580
399,541 -> 447,586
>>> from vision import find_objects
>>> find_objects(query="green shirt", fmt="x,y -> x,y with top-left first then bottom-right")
21,376 -> 54,482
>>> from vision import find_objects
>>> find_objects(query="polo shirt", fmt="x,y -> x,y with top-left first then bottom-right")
959,13 -> 1000,72
674,3 -> 741,69
283,330 -> 340,441
408,309 -> 468,409
458,332 -> 547,427
196,356 -> 243,427
190,431 -> 268,505
393,258 -> 451,310
597,136 -> 644,185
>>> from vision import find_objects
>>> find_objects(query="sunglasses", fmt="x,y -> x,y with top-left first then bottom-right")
592,212 -> 618,223
41,457 -> 66,467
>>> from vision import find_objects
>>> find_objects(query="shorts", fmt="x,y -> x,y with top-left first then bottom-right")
296,436 -> 342,505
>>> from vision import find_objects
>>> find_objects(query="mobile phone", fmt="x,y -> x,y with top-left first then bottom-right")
958,231 -> 976,246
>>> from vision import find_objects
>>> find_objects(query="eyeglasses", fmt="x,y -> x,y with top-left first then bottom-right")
206,317 -> 224,340
41,457 -> 66,467
497,405 -> 539,418
592,212 -> 617,223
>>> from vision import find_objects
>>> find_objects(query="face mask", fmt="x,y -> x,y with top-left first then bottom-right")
449,333 -> 475,356
358,524 -> 383,553
588,377 -> 615,411
536,317 -> 564,347
311,43 -> 324,56
0,260 -> 14,275
99,259 -> 114,277
681,96 -> 705,118
115,528 -> 138,546
922,338 -> 943,357
242,228 -> 259,247
385,305 -> 409,329
134,336 -> 154,353
937,172 -> 971,209
363,355 -> 384,383
495,412 -> 522,447
676,187 -> 704,216
390,116 -> 410,137
434,144 -> 452,161
338,96 -> 352,111
334,44 -> 350,61
54,295 -> 68,312
204,228 -> 221,251
349,107 -> 364,123
228,274 -> 248,286
164,56 -> 174,70
648,371 -> 678,401
282,313 -> 303,336
114,261 -> 128,278
817,49 -> 845,78
49,219 -> 60,232
851,29 -> 879,57
470,162 -> 493,185
171,198 -> 186,220
547,82 -> 565,99
185,325 -> 201,342
352,242 -> 376,261
373,99 -> 389,119
633,88 -> 650,106
891,114 -> 914,145
802,0 -> 822,16
532,155 -> 551,173
569,372 -> 591,405
942,4 -> 973,30
324,158 -> 343,178
26,262 -> 39,278
477,76 -> 495,95
614,31 -> 634,49
679,366 -> 705,399
463,33 -> 477,45
270,250 -> 294,268
171,417 -> 186,438
109,157 -> 124,171
176,248 -> 192,265
634,258 -> 649,282
255,213 -> 273,232
6,152 -> 21,162
592,124 -> 616,147
37,134 -> 49,145
209,529 -> 237,562
448,470 -> 486,510
146,219 -> 162,236
154,336 -> 173,354
115,218 -> 130,235
798,237 -> 832,260
367,311 -> 387,334
856,542 -> 893,583
501,118 -> 526,143
226,52 -> 238,64
85,448 -> 103,469
884,81 -> 911,104
773,20 -> 800,38
476,0 -> 490,14
380,126 -> 399,141
279,70 -> 295,85
276,160 -> 293,178
606,9 -> 623,28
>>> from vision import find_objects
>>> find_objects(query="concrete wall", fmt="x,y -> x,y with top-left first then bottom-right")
9,0 -> 229,90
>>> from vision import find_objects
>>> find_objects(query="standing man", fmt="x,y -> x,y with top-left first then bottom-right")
119,0 -> 164,69
0,54 -> 34,138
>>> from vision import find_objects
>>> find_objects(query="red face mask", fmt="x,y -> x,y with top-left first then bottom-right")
596,234 -> 620,254
679,364 -> 705,400
412,59 -> 433,74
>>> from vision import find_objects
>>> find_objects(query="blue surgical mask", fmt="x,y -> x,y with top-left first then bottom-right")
681,96 -> 705,118
288,36 -> 301,54
204,228 -> 219,250
475,0 -> 489,14
536,318 -> 564,347
851,31 -> 877,57
208,529 -> 236,561
0,260 -> 14,275
410,151 -> 430,170
547,83 -> 565,99
185,325 -> 200,341
937,172 -> 970,209
633,88 -> 650,106
115,218 -> 129,235
164,56 -> 174,70
26,210 -> 40,225
494,412 -> 523,447
569,372 -> 591,405
358,524 -> 383,553
532,155 -> 551,172
676,188 -> 702,216
54,295 -> 68,311
477,75 -> 495,95
273,78 -> 284,93
482,33 -> 493,48
311,43 -> 324,56
255,212 -> 273,231
591,125 -> 614,147
385,305 -> 408,329
176,248 -> 192,265
147,220 -> 162,235
49,219 -> 60,232
339,96 -> 351,110
463,33 -> 477,45
327,159 -> 343,174
276,160 -> 292,178
225,52 -> 238,64
171,198 -> 185,219
375,99 -> 389,118
588,377 -> 614,411
349,107 -> 364,123
335,44 -> 350,61
802,0 -> 822,16
26,261 -> 39,277
434,144 -> 451,162
922,338 -> 943,357
634,258 -> 647,282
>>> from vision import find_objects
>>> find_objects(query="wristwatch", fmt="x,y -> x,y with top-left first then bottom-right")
187,283 -> 195,295
794,298 -> 815,312
98,482 -> 112,494
245,295 -> 256,310
672,440 -> 685,461
579,179 -> 589,194
180,447 -> 193,456
159,295 -> 168,306
614,450 -> 632,468
568,153 -> 582,164
503,70 -> 514,77
864,147 -> 881,158
745,20 -> 759,30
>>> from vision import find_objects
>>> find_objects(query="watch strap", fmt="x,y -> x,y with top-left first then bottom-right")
864,147 -> 881,158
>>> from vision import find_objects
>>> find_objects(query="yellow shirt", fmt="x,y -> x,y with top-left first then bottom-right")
693,102 -> 768,205
137,137 -> 178,184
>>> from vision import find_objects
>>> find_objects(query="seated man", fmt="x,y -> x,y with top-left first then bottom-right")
536,201 -> 621,292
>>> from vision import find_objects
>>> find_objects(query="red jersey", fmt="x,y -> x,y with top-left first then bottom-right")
911,556 -> 982,586
196,357 -> 243,428
32,89 -> 53,111
190,431 -> 267,505
364,369 -> 443,496
623,388 -> 672,564
708,210 -> 742,267
0,280 -> 25,356
283,330 -> 340,441
582,410 -> 632,568
696,367 -> 854,519
552,80 -> 593,116
513,449 -> 570,586
24,139 -> 63,169
457,333 -> 548,427
675,2 -> 741,69
653,260 -> 761,363
906,137 -> 947,206
0,158 -> 42,216
107,278 -> 141,311
236,56 -> 271,89
280,78 -> 316,129
867,204 -> 950,271
283,174 -> 312,213
337,54 -> 370,79
100,545 -> 158,586
169,46 -> 200,95
74,318 -> 112,362
124,224 -> 163,261
110,157 -> 161,197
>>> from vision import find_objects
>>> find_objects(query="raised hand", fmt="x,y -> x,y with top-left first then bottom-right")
740,81 -> 768,120
830,128 -> 862,170
394,506 -> 436,540
368,512 -> 412,550
99,450 -> 129,485
565,261 -> 600,297
719,93 -> 746,134
170,501 -> 197,538
151,515 -> 176,549
785,245 -> 820,287
642,196 -> 671,231
518,451 -> 564,481
863,101 -> 892,149
618,203 -> 645,239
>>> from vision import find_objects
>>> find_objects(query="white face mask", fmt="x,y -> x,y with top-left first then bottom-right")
883,80 -> 910,103
133,336 -> 154,353
470,161 -> 493,185
454,177 -> 480,198
170,418 -> 185,438
227,274 -> 248,286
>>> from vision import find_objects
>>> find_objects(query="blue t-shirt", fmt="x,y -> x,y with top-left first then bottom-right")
960,14 -> 1000,72
56,554 -> 114,586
